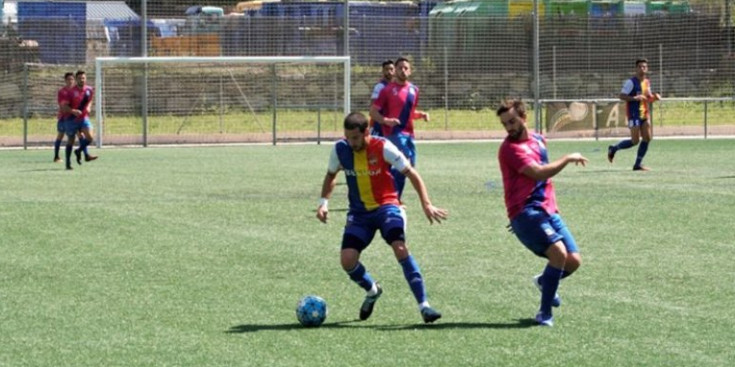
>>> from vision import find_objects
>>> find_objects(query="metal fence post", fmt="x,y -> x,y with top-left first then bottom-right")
317,108 -> 322,145
704,100 -> 708,139
443,46 -> 448,130
22,63 -> 28,150
272,64 -> 277,146
533,0 -> 541,133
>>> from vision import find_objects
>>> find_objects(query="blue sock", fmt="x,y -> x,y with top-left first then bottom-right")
615,139 -> 634,151
634,141 -> 649,168
540,265 -> 564,315
80,138 -> 90,156
399,255 -> 426,304
346,262 -> 375,292
54,139 -> 62,158
65,145 -> 73,166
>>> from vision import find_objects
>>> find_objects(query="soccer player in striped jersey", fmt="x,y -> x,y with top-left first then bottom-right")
316,112 -> 448,323
368,59 -> 394,137
608,58 -> 661,171
369,57 -> 429,199
69,70 -> 98,165
53,72 -> 76,163
496,100 -> 587,327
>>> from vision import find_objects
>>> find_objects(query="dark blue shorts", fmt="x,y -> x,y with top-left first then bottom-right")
62,119 -> 81,138
387,134 -> 416,166
627,118 -> 648,128
510,207 -> 579,257
342,205 -> 406,252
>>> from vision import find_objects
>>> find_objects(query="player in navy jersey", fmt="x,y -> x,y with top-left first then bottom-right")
316,112 -> 448,323
368,60 -> 394,137
496,100 -> 588,327
53,72 -> 76,163
608,58 -> 661,171
369,57 -> 429,199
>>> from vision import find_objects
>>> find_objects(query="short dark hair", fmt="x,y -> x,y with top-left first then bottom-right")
343,112 -> 369,132
63,72 -> 74,79
75,70 -> 86,77
395,57 -> 410,66
381,59 -> 393,68
496,99 -> 527,119
635,58 -> 648,66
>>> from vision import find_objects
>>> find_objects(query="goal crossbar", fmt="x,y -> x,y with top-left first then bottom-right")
94,56 -> 351,146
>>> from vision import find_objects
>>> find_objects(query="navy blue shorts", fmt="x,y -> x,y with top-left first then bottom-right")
387,134 -> 416,166
62,119 -> 81,138
627,118 -> 648,128
510,207 -> 579,257
342,205 -> 406,252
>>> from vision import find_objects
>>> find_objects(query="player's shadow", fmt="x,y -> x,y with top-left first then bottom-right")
227,319 -> 362,333
311,208 -> 348,213
227,318 -> 536,333
375,319 -> 537,331
20,168 -> 65,172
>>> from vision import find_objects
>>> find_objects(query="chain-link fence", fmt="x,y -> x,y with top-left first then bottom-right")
1,0 -> 733,146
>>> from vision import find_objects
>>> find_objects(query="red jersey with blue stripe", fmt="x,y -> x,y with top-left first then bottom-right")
372,81 -> 420,137
57,87 -> 73,120
328,136 -> 409,213
70,85 -> 94,121
498,133 -> 558,219
369,79 -> 390,136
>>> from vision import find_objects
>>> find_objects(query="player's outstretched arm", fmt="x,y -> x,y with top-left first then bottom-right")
403,167 -> 448,224
413,110 -> 429,122
316,171 -> 338,223
521,153 -> 589,181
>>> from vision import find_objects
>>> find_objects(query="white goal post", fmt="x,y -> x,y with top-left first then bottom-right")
94,56 -> 351,147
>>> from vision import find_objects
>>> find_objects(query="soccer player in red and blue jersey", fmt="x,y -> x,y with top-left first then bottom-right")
497,100 -> 587,327
316,112 -> 447,323
369,57 -> 429,199
53,72 -> 76,163
69,70 -> 98,166
368,59 -> 394,137
608,58 -> 661,171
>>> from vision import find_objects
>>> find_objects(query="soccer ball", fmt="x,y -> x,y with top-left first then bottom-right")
296,295 -> 327,327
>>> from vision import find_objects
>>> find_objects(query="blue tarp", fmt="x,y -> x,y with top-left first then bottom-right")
18,1 -> 86,64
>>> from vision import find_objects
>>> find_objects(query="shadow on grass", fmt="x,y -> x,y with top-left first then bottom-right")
227,318 -> 536,333
20,168 -> 66,172
310,208 -> 348,213
227,319 -> 362,333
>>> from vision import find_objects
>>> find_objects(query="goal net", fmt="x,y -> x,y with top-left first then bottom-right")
94,56 -> 350,146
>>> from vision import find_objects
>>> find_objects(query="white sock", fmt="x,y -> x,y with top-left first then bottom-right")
418,301 -> 430,311
366,283 -> 378,296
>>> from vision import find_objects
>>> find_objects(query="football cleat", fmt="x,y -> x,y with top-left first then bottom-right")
535,311 -> 554,327
420,306 -> 442,324
359,283 -> 383,321
607,145 -> 616,163
74,149 -> 82,165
